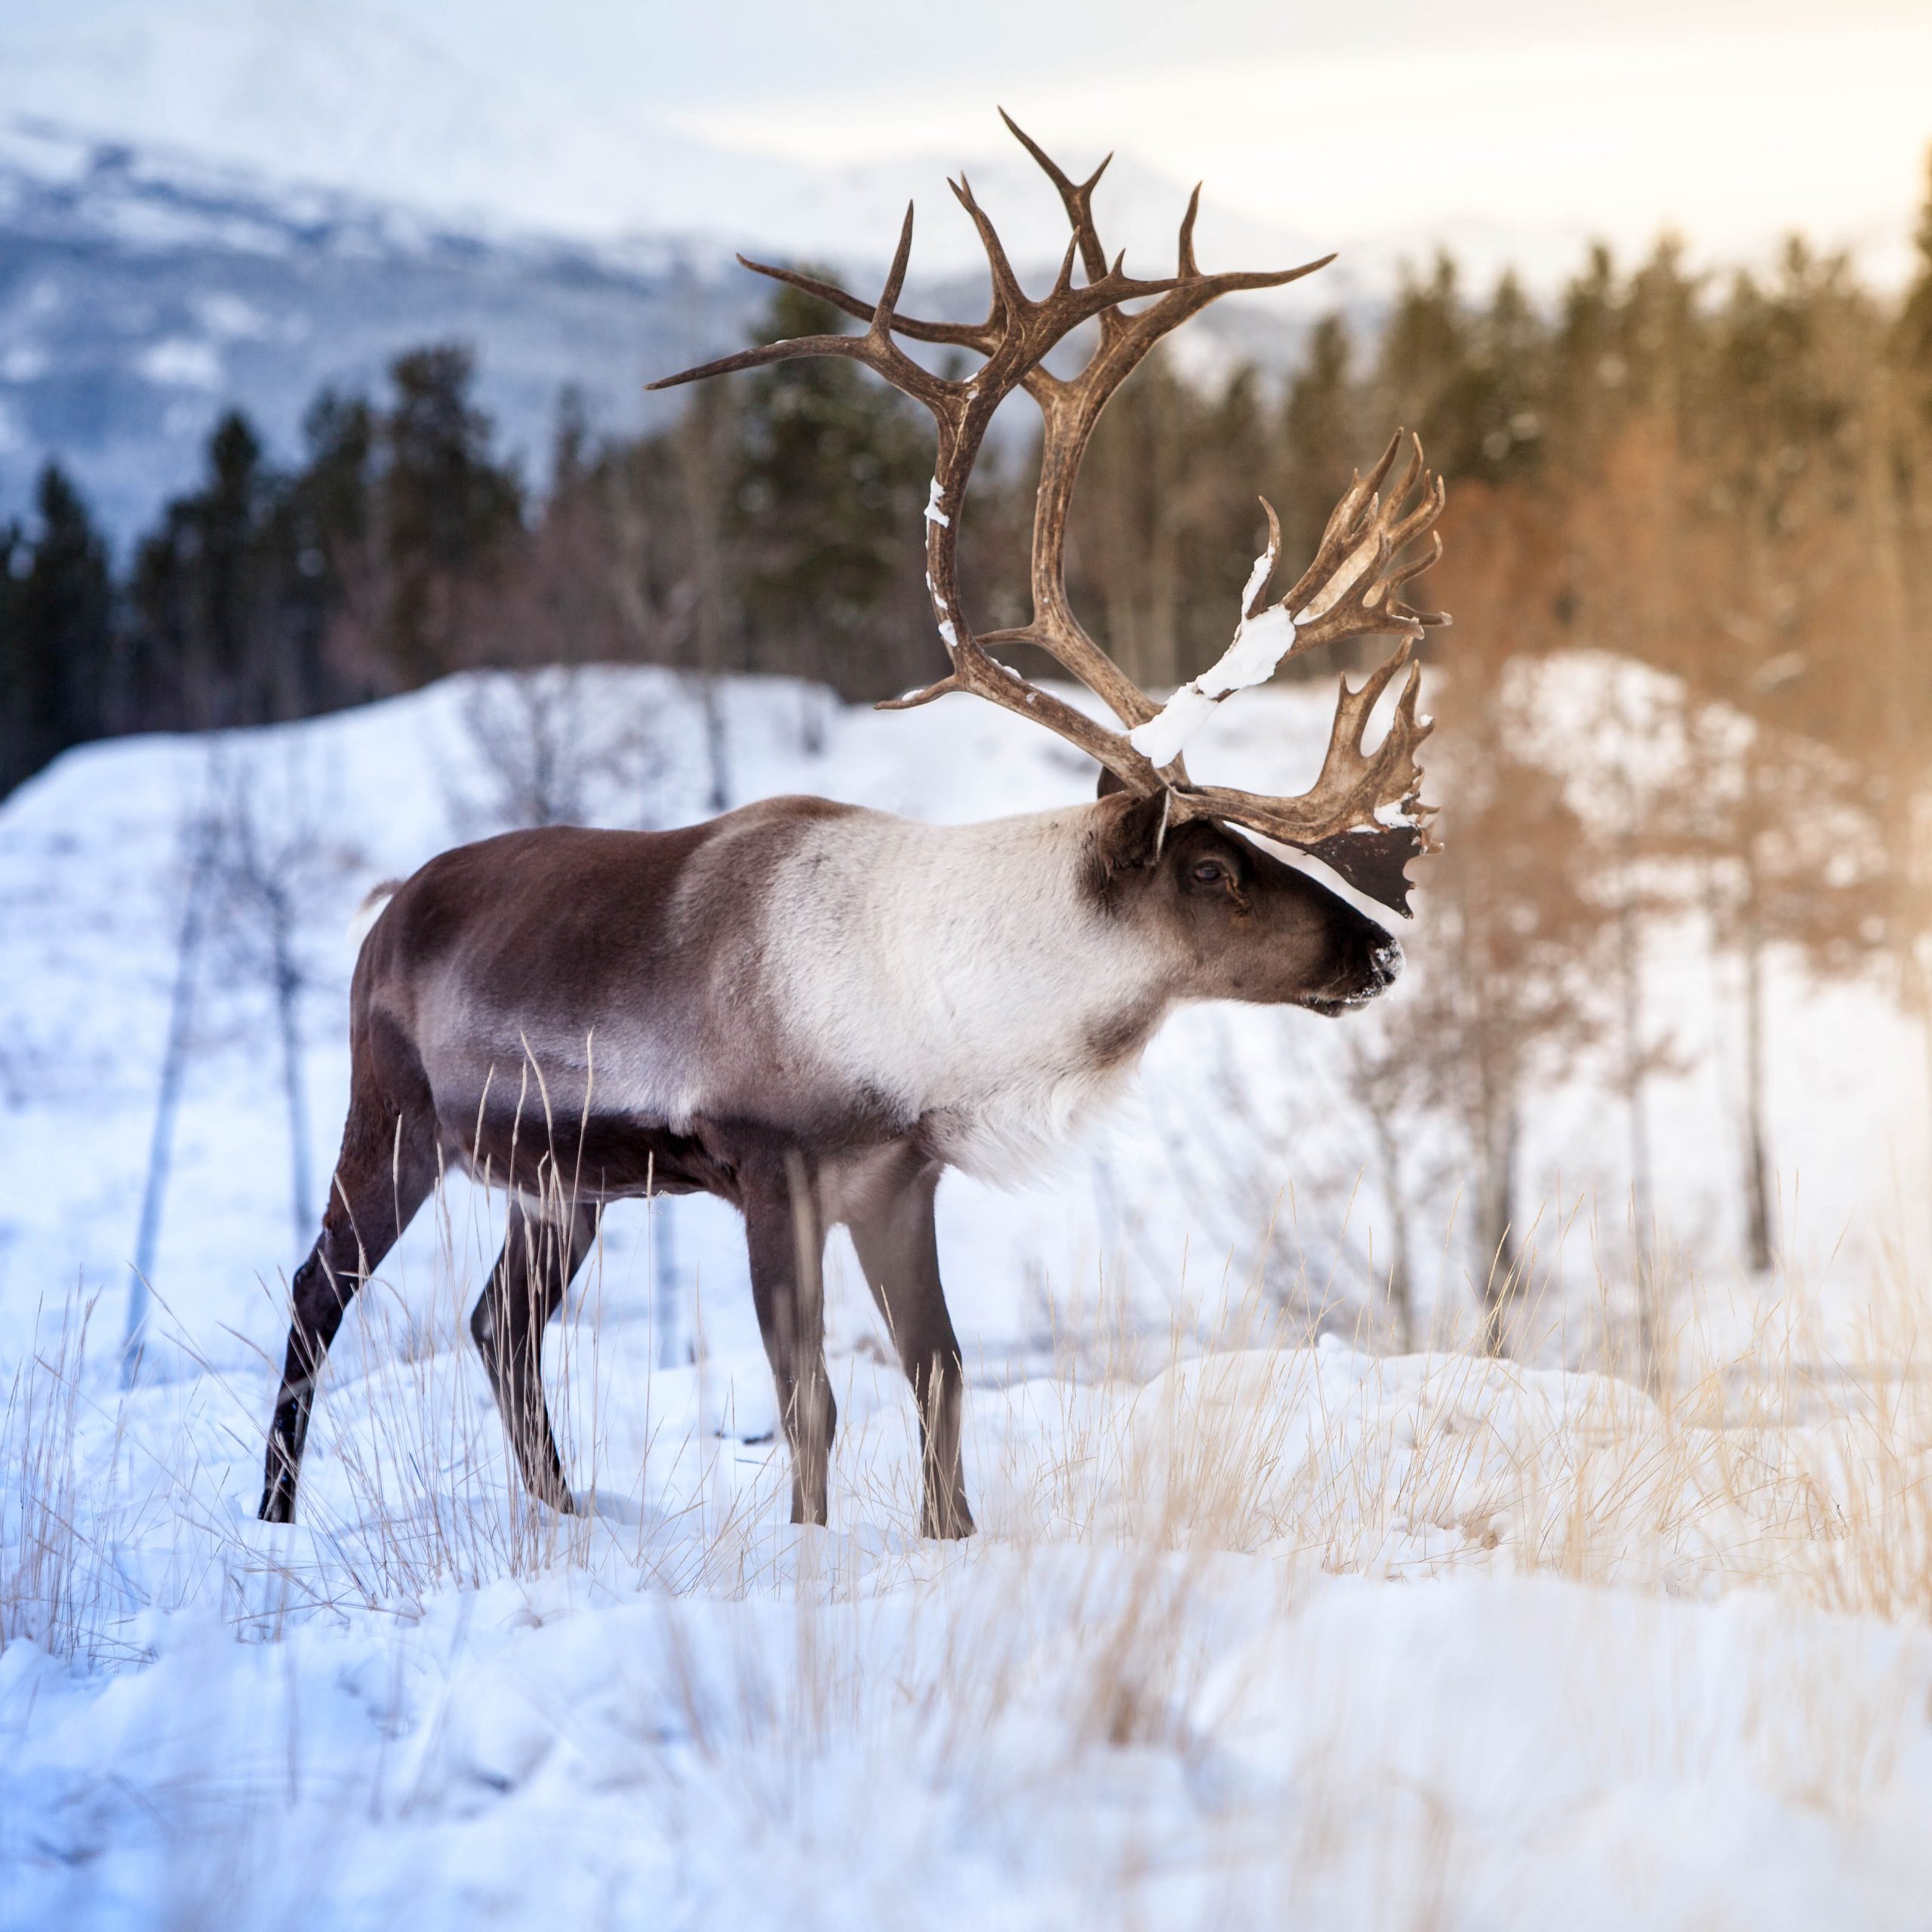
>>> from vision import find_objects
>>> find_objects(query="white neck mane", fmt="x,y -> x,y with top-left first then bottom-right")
766,804 -> 1176,1181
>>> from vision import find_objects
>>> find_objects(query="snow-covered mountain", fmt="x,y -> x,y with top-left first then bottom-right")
0,0 -> 1382,542
0,110 -> 1354,543
17,0 -> 1916,543
0,0 -> 1682,543
2,0 -> 1335,272
0,119 -> 776,540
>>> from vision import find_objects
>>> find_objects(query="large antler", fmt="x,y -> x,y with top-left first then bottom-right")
649,115 -> 1450,912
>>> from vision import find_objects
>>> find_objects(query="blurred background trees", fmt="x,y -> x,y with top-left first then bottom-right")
9,181 -> 1927,783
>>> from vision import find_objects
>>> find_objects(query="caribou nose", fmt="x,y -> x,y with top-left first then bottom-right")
1368,935 -> 1404,988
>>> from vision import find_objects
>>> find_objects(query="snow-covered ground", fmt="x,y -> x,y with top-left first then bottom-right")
5,666 -> 1931,1927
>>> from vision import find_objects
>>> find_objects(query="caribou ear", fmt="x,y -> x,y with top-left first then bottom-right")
1096,764 -> 1128,798
1096,786 -> 1171,876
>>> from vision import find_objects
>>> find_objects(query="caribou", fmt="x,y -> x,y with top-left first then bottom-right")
258,117 -> 1450,1540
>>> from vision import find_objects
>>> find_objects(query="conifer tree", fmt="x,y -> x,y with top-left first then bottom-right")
1412,485 -> 1605,1340
1275,315 -> 1363,584
1072,348 -> 1195,690
369,346 -> 523,688
290,389 -> 376,674
1895,149 -> 1932,435
1069,347 -> 1276,689
1,464 -> 113,793
1459,271 -> 1551,485
131,410 -> 298,730
732,284 -> 931,699
1371,254 -> 1471,469
1884,152 -> 1932,1208
0,515 -> 20,772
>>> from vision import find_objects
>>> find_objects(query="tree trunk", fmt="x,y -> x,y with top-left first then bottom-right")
1369,1107 -> 1415,1352
698,677 -> 730,816
268,888 -> 312,1249
123,837 -> 212,1386
651,1161 -> 682,1372
1617,885 -> 1663,1389
1475,1093 -> 1521,1358
677,399 -> 733,814
1740,894 -> 1776,1276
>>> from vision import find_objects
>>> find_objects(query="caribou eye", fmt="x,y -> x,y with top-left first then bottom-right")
1191,860 -> 1226,884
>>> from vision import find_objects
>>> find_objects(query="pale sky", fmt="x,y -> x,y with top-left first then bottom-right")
5,0 -> 1929,285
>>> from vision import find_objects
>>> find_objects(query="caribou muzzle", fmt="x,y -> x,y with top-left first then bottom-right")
1301,924 -> 1404,1017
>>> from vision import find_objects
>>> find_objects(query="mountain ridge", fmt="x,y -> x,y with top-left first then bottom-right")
0,115 -> 1357,543
0,118 -> 767,540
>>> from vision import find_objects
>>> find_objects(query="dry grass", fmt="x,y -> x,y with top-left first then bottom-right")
8,1192 -> 1932,1654
2,1291 -> 100,1655
8,1192 -> 1932,1926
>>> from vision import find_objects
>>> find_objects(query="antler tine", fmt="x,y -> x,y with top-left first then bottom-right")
735,255 -> 877,329
873,202 -> 915,331
1386,469 -> 1447,558
1334,433 -> 1401,533
1363,426 -> 1410,494
651,211 -> 959,413
1320,429 -> 1407,544
1048,234 -> 1081,303
1272,432 -> 1436,632
646,331 -> 888,394
1000,109 -> 1112,284
1343,633 -> 1423,725
1179,185 -> 1203,278
942,169 -> 1177,337
1245,497 -> 1284,619
1380,432 -> 1426,523
949,172 -> 1032,322
1383,530 -> 1449,627
1287,457 -> 1446,651
728,251 -> 995,352
1388,530 -> 1444,586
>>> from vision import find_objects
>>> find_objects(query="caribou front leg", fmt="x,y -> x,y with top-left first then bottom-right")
846,1159 -> 974,1540
742,1149 -> 836,1527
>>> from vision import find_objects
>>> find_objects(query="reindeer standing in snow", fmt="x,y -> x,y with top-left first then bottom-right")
259,118 -> 1449,1540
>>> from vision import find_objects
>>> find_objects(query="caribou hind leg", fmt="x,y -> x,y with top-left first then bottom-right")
845,1161 -> 975,1540
260,1044 -> 438,1524
469,1197 -> 600,1512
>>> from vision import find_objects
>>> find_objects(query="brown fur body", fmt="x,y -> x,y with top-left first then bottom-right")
259,790 -> 1398,1537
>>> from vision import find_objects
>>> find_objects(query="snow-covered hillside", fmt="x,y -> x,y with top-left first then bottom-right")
0,665 -> 1921,1376
0,121 -> 774,540
5,667 -> 1931,1927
